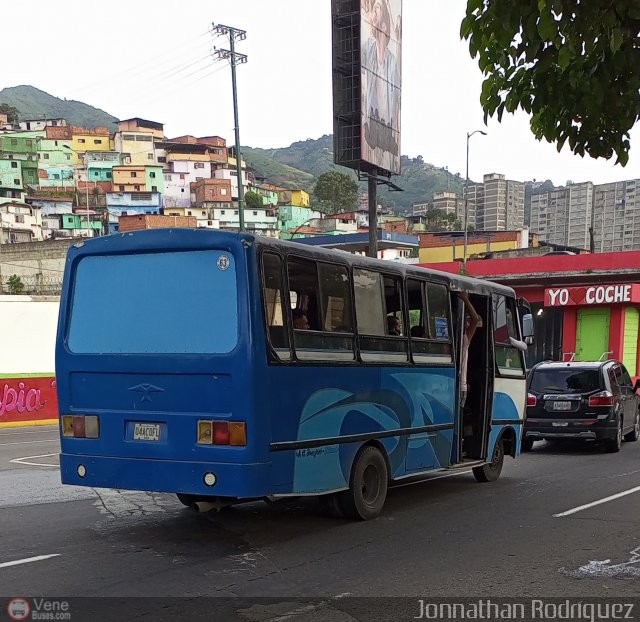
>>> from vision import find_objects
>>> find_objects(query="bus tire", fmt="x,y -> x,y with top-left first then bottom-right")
473,439 -> 505,483
337,445 -> 388,520
176,493 -> 196,507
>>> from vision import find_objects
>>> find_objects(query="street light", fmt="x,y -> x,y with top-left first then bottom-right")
62,145 -> 91,236
463,130 -> 487,271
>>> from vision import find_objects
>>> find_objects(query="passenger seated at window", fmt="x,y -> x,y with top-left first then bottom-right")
292,309 -> 310,330
410,325 -> 425,338
387,315 -> 401,336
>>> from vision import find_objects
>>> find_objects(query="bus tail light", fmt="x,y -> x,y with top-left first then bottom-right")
589,391 -> 614,407
62,415 -> 100,438
197,420 -> 246,446
526,393 -> 537,407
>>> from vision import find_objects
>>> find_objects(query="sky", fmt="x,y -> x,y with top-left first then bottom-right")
2,0 -> 639,186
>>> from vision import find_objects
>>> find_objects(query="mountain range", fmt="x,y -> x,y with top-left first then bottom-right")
1,85 -> 469,212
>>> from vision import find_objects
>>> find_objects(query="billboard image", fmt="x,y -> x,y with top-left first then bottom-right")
360,0 -> 402,175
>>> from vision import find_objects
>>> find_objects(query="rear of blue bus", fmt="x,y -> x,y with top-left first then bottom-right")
56,229 -> 270,501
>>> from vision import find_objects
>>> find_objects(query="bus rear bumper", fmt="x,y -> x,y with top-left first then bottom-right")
60,453 -> 271,498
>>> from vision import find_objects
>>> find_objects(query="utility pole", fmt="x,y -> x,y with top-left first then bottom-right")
368,171 -> 378,259
212,23 -> 248,232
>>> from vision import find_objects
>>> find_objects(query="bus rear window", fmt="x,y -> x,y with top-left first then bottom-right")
67,250 -> 238,354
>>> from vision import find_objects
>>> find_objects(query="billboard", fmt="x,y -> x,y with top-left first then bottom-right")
360,0 -> 402,175
331,0 -> 402,178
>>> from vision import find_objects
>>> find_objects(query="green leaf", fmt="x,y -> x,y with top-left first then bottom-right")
537,12 -> 557,41
558,45 -> 572,71
610,27 -> 623,53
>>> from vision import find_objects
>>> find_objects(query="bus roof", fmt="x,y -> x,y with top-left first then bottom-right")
67,228 -> 517,299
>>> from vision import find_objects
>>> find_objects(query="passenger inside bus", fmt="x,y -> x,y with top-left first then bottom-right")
387,315 -> 402,336
292,309 -> 310,330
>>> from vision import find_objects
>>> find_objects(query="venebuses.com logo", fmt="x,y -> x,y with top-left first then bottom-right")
6,598 -> 71,621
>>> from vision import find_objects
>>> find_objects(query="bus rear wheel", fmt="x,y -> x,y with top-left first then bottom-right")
176,493 -> 196,507
336,445 -> 388,520
473,439 -> 504,483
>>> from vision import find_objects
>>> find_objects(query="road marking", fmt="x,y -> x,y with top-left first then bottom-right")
0,428 -> 57,436
393,470 -> 472,489
0,439 -> 58,447
554,485 -> 640,517
10,453 -> 59,467
0,554 -> 60,569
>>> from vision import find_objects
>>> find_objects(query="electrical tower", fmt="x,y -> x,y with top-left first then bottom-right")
212,23 -> 248,232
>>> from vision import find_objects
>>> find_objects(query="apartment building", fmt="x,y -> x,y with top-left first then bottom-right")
592,180 -> 640,253
466,173 -> 524,231
412,192 -> 473,229
530,182 -> 593,250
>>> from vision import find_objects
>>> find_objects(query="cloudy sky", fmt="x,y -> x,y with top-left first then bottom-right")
2,0 -> 638,185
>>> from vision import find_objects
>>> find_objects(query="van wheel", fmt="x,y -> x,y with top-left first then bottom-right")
624,412 -> 640,442
521,437 -> 534,452
473,439 -> 504,482
605,417 -> 623,453
336,446 -> 388,520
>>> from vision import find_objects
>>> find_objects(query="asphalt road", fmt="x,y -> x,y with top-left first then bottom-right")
1,425 -> 640,620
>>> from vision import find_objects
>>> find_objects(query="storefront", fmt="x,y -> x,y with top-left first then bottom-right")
422,252 -> 640,378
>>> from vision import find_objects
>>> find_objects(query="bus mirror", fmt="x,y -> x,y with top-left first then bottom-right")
521,313 -> 534,339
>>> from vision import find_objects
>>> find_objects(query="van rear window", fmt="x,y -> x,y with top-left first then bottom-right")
529,368 -> 601,393
68,250 -> 238,354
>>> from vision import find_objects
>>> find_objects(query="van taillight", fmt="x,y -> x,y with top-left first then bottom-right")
588,391 -> 614,407
527,393 -> 537,407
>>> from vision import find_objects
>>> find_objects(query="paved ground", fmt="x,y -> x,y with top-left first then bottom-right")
1,426 -> 640,620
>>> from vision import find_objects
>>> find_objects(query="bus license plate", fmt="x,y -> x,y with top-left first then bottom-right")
552,401 -> 572,411
133,423 -> 161,441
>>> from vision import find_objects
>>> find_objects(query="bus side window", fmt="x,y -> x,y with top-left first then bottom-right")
287,257 -> 355,362
493,295 -> 525,375
261,252 -> 291,360
407,279 -> 453,363
354,269 -> 408,363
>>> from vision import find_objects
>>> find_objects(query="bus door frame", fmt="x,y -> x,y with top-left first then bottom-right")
452,291 -> 495,463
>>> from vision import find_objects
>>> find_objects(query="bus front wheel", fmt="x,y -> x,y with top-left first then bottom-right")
473,439 -> 504,483
337,445 -> 389,520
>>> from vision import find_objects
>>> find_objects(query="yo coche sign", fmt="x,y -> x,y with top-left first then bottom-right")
545,284 -> 640,307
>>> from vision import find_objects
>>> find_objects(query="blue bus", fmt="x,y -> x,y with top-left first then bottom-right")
56,229 -> 532,520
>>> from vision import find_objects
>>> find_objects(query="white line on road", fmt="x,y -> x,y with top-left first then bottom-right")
0,554 -> 60,569
554,485 -> 640,517
0,428 -> 57,436
10,453 -> 59,468
0,439 -> 58,447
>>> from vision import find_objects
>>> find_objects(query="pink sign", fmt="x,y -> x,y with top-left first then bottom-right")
545,284 -> 640,307
0,376 -> 58,425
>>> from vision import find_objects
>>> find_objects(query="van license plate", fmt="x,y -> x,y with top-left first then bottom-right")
133,423 -> 161,441
552,401 -> 572,411
552,422 -> 569,427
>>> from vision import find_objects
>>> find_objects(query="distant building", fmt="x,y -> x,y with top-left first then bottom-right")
530,182 -> 593,250
0,201 -> 43,243
418,229 -> 532,264
118,214 -> 197,232
466,173 -> 524,231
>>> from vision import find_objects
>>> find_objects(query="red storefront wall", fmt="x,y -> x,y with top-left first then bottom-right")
0,376 -> 59,427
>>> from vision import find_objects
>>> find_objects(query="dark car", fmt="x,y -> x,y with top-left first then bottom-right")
524,360 -> 640,453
